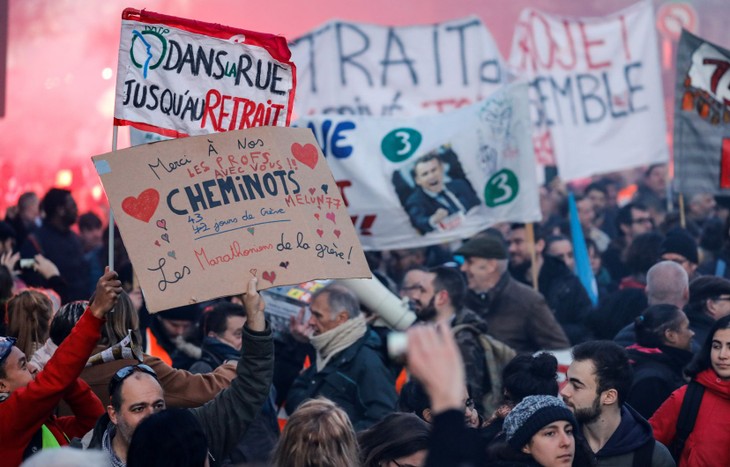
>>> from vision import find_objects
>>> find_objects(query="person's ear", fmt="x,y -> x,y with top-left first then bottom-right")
107,405 -> 118,425
601,388 -> 619,406
0,378 -> 8,392
664,328 -> 679,346
336,311 -> 349,324
522,444 -> 532,455
535,238 -> 545,255
422,408 -> 432,423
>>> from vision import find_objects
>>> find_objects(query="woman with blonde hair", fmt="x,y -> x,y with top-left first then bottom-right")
271,397 -> 360,467
5,289 -> 53,360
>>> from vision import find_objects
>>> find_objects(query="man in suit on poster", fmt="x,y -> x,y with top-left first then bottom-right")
405,152 -> 480,234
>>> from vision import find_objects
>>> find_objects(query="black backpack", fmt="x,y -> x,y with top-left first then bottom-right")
669,381 -> 705,462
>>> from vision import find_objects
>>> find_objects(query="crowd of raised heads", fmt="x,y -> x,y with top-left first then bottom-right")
2,165 -> 730,466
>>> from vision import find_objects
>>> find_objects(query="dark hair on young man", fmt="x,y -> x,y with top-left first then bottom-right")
200,302 -> 246,336
616,202 -> 649,235
571,340 -> 633,405
625,232 -> 664,275
542,234 -> 571,259
429,266 -> 466,310
397,380 -> 431,421
0,221 -> 16,244
634,304 -> 684,349
584,182 -> 608,197
685,314 -> 730,379
40,188 -> 71,219
502,352 -> 559,404
78,212 -> 102,231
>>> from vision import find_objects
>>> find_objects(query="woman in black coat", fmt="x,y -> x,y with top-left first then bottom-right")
625,304 -> 695,419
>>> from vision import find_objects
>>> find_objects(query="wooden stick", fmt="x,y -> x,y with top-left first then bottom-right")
526,222 -> 538,291
679,193 -> 686,229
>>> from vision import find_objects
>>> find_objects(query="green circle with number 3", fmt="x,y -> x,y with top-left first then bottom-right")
381,128 -> 422,162
484,169 -> 519,207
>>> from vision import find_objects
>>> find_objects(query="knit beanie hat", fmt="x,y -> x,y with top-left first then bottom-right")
503,395 -> 577,450
661,228 -> 699,264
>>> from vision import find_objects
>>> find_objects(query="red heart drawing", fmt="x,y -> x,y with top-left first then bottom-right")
291,143 -> 319,170
308,187 -> 316,195
316,229 -> 324,237
326,212 -> 336,223
262,271 -> 276,284
314,213 -> 320,220
334,229 -> 341,238
122,189 -> 160,223
156,219 -> 167,230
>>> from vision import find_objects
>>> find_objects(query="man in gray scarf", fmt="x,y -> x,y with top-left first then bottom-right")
285,284 -> 397,430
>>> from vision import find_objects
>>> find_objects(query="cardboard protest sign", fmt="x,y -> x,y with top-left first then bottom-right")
294,82 -> 541,250
508,1 -> 668,180
290,16 -> 505,117
114,8 -> 296,138
92,127 -> 369,312
674,30 -> 730,195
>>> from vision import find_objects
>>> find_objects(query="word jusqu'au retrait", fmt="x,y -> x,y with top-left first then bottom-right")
121,31 -> 291,131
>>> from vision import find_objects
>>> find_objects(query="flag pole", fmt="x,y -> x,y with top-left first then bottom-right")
108,126 -> 118,272
678,193 -> 686,229
526,222 -> 538,291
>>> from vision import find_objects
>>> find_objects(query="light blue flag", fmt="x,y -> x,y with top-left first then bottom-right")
568,192 -> 598,306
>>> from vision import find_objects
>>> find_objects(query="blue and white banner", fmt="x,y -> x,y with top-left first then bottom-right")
295,83 -> 541,250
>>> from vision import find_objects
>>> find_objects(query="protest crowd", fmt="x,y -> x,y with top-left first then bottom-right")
4,2 -> 730,467
2,168 -> 730,467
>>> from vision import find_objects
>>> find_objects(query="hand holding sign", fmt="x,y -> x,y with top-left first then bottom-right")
243,277 -> 265,332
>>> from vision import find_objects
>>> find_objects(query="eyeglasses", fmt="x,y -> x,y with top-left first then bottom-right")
400,285 -> 425,294
0,337 -> 16,367
108,364 -> 157,399
632,217 -> 654,225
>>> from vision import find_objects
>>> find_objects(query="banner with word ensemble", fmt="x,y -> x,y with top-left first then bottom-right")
92,127 -> 369,312
295,82 -> 541,250
674,30 -> 730,195
114,8 -> 296,138
290,16 -> 505,117
508,1 -> 668,180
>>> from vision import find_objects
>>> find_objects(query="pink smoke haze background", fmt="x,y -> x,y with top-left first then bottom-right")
0,0 -> 725,219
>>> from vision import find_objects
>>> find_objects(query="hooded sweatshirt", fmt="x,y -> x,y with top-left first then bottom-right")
593,404 -> 675,467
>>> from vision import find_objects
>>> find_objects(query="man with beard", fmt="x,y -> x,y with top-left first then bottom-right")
408,266 -> 492,415
560,341 -> 675,466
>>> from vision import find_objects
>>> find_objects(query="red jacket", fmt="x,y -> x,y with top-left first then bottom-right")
0,311 -> 105,466
650,368 -> 730,467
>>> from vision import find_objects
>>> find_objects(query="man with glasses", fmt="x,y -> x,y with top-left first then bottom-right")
603,202 -> 655,282
89,277 -> 273,467
0,268 -> 122,466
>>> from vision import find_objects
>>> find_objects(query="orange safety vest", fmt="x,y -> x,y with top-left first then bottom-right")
145,328 -> 173,366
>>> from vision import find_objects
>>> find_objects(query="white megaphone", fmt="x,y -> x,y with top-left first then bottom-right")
86,331 -> 144,367
336,276 -> 416,331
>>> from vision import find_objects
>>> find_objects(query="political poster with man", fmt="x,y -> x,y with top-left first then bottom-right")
295,82 -> 541,250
